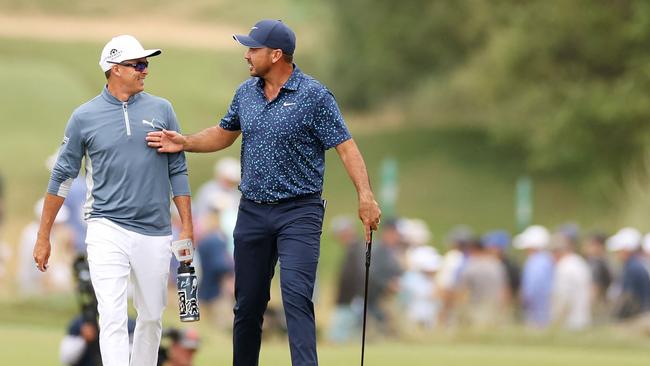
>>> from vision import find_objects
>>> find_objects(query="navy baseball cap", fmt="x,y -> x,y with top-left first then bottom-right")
233,19 -> 296,55
481,230 -> 511,250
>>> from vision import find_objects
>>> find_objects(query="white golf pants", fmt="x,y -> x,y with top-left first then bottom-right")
86,218 -> 172,366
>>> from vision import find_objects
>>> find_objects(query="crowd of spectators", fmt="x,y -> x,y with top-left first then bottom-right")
326,217 -> 650,341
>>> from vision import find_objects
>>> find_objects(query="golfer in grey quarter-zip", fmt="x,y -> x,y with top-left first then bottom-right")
47,86 -> 190,235
35,35 -> 194,366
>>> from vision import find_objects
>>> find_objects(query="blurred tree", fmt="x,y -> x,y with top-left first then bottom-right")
329,0 -> 650,186
327,0 -> 494,108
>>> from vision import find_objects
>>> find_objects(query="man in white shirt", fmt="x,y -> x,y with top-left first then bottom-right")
550,230 -> 592,330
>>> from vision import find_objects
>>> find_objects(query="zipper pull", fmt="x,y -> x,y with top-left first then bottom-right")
122,102 -> 131,136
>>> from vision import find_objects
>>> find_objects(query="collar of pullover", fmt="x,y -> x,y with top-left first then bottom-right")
101,85 -> 141,105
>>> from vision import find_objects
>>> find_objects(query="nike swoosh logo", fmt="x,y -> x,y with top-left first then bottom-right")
283,102 -> 296,107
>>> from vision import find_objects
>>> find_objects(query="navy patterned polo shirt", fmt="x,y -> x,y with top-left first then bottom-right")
219,66 -> 352,202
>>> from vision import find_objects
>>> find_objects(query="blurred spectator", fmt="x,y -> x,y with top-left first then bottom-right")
65,177 -> 88,254
457,239 -> 508,328
556,223 -> 580,244
0,172 -> 11,282
327,216 -> 365,343
398,218 -> 432,249
607,228 -> 650,320
262,305 -> 288,340
400,245 -> 441,329
60,314 -> 102,366
196,202 -> 234,328
18,199 -> 73,295
582,231 -> 612,322
643,233 -> 650,260
61,315 -> 136,366
158,328 -> 200,366
0,171 -> 4,227
367,219 -> 404,335
514,225 -> 554,328
60,256 -> 135,366
193,157 -> 241,216
193,157 -> 241,251
437,225 -> 473,326
549,230 -> 592,330
0,171 -> 4,221
482,230 -> 520,304
47,152 -> 88,254
168,206 -> 184,287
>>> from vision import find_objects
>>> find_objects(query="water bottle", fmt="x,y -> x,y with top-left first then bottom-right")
177,262 -> 200,322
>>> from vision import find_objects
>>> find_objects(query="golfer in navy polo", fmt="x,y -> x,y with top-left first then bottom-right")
147,19 -> 381,366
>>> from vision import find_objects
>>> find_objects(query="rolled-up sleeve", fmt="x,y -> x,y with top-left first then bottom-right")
47,114 -> 84,197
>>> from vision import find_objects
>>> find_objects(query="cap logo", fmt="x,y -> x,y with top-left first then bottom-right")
251,26 -> 258,30
107,48 -> 122,61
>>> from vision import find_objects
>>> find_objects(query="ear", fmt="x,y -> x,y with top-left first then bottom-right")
271,49 -> 283,64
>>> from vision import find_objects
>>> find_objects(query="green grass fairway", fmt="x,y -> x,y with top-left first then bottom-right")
2,297 -> 649,365
2,323 -> 650,365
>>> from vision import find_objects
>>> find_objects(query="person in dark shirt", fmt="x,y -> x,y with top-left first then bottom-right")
327,216 -> 364,342
367,219 -> 403,335
482,230 -> 520,301
607,228 -> 650,319
157,328 -> 200,366
196,205 -> 233,304
582,232 -> 612,322
60,316 -> 136,366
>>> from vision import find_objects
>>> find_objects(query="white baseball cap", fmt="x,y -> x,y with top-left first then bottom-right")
99,35 -> 161,72
607,227 -> 641,252
214,157 -> 241,183
407,246 -> 441,272
397,218 -> 432,247
513,225 -> 550,250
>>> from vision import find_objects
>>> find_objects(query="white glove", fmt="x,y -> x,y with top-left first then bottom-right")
171,239 -> 194,262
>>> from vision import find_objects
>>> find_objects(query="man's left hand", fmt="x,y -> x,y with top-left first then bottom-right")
178,230 -> 194,264
359,196 -> 381,242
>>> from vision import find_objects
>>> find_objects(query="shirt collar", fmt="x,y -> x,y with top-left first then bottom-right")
254,64 -> 303,92
282,65 -> 302,91
101,85 -> 140,105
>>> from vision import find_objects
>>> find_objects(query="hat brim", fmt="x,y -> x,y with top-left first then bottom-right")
513,238 -> 543,250
121,49 -> 162,62
233,34 -> 265,48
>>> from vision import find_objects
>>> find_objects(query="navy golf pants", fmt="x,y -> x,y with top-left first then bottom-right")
232,195 -> 324,366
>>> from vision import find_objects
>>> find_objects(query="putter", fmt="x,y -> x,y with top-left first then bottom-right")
361,231 -> 373,366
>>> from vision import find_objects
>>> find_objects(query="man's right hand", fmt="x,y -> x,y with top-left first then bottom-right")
33,236 -> 51,272
146,129 -> 186,153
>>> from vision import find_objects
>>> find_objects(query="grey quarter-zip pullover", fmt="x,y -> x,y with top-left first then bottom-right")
48,86 -> 190,236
